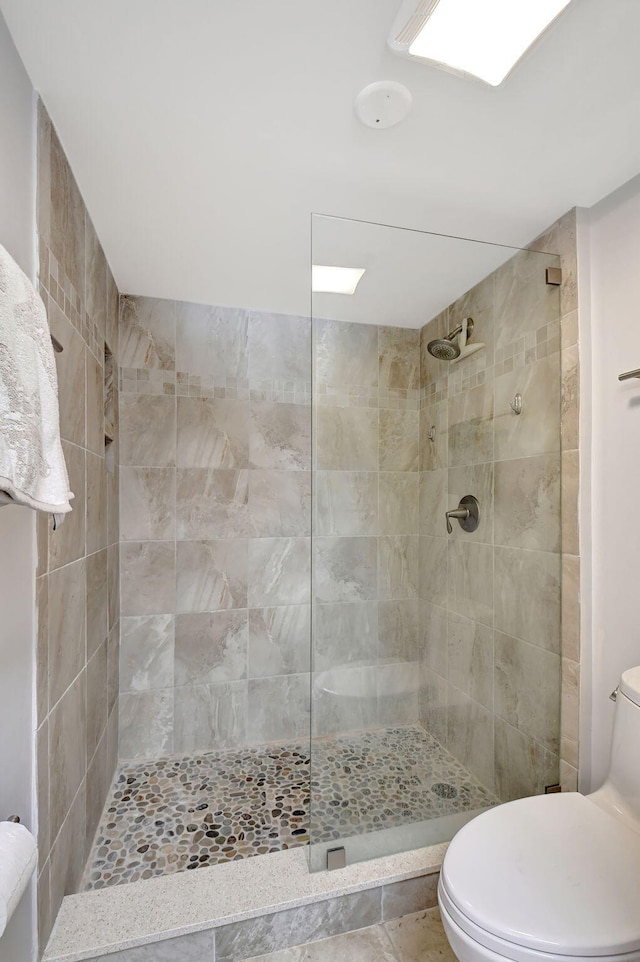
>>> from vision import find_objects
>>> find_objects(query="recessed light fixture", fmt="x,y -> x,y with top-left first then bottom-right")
389,0 -> 572,86
312,265 -> 366,295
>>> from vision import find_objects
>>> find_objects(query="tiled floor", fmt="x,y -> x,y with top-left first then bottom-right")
84,726 -> 497,890
247,908 -> 457,962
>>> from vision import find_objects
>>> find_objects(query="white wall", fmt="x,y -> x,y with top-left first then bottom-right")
0,12 -> 37,962
585,172 -> 640,791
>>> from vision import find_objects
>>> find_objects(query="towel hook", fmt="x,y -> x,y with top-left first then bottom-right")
509,393 -> 523,415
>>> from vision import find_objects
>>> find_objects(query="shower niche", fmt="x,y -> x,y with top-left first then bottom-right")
309,213 -> 563,869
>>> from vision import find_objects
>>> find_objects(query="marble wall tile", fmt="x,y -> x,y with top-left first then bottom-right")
494,632 -> 560,753
86,451 -> 107,554
561,344 -> 579,452
558,210 -> 578,317
446,684 -> 495,790
49,780 -> 87,916
107,623 -> 120,718
37,578 -> 49,724
419,536 -> 447,605
494,354 -> 561,460
120,395 -> 176,466
421,602 -> 448,677
379,327 -> 420,391
447,462 -> 493,544
214,890 -> 381,962
247,674 -> 311,742
559,759 -> 578,794
561,554 -> 580,663
86,641 -> 108,760
36,721 -> 49,867
107,461 -> 119,547
448,383 -> 494,467
177,397 -> 249,469
494,546 -> 560,653
93,930 -> 215,962
85,732 -> 108,867
378,599 -> 418,663
107,542 -> 120,629
49,121 -> 85,298
174,610 -> 248,685
249,312 -> 311,382
313,601 -> 378,671
85,217 -> 107,340
248,605 -> 310,678
37,101 -> 52,243
494,716 -> 559,802
561,656 -> 579,769
86,548 -> 108,660
378,536 -> 419,601
494,249 -> 560,350
379,473 -> 418,536
49,672 -> 86,842
447,540 -> 494,627
176,539 -> 248,612
49,440 -> 85,570
248,538 -> 311,606
494,455 -> 561,552
119,690 -> 174,760
377,662 -> 419,726
49,302 -> 85,446
106,268 -> 119,357
314,318 -> 378,388
48,558 -> 86,708
249,401 -> 311,471
120,541 -> 176,616
381,874 -> 439,920
175,302 -> 248,378
449,273 -> 495,366
173,681 -> 247,753
419,469 -> 447,537
562,449 -> 579,556
447,613 -> 493,710
315,471 -> 378,537
419,667 -> 448,746
316,407 -> 379,471
250,469 -> 311,537
314,537 -> 377,603
176,468 -> 251,539
119,615 -> 175,692
86,350 -> 104,456
312,666 -> 377,736
419,403 -> 448,472
120,296 -> 176,370
379,410 -> 419,472
119,466 -> 176,542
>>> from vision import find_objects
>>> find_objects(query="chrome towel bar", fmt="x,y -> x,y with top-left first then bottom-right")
618,368 -> 640,381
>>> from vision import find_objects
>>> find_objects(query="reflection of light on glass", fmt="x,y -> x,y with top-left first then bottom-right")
311,265 -> 366,295
409,0 -> 571,86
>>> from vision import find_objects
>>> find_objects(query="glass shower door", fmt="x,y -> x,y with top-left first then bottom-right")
309,213 -> 562,870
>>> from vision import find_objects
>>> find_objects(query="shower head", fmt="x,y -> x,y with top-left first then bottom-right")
427,318 -> 474,361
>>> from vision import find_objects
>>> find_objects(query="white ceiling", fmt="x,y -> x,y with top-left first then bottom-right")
3,0 -> 640,324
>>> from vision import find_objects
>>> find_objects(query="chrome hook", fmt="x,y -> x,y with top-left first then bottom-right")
509,393 -> 523,416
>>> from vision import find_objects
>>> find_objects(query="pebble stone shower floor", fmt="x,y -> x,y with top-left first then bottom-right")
83,726 -> 499,890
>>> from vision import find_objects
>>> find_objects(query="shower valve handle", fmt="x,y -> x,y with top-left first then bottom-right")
445,495 -> 480,535
446,507 -> 470,534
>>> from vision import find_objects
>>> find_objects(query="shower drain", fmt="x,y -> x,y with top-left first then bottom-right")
431,782 -> 458,799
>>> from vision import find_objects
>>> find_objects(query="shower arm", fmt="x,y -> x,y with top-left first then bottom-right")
443,317 -> 474,342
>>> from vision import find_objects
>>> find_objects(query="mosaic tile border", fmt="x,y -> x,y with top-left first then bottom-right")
39,238 -> 104,365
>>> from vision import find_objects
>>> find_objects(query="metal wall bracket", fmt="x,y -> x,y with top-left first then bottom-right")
545,267 -> 562,286
327,847 -> 347,871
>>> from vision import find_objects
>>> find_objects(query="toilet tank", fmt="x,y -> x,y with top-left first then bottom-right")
589,666 -> 640,831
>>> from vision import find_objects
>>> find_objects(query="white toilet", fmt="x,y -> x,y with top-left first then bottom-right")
438,666 -> 640,962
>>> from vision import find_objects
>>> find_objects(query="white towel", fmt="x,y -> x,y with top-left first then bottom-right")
0,243 -> 73,516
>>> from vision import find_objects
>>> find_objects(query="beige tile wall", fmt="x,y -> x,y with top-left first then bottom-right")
419,237 -> 568,799
35,101 -> 120,952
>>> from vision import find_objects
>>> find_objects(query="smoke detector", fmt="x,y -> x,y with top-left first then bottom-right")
354,81 -> 412,129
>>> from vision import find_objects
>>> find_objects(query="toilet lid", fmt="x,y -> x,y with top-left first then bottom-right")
441,793 -> 640,957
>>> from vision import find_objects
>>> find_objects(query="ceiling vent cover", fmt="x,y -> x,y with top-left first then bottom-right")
389,0 -> 440,52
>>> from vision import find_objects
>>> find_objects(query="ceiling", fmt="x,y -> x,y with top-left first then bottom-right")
3,0 -> 640,324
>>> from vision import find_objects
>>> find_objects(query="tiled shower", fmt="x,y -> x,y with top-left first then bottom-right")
34,97 -> 578,953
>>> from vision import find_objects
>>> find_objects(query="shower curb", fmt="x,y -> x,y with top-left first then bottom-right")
43,844 -> 446,962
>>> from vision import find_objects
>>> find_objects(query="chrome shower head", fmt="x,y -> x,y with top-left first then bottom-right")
427,337 -> 460,360
427,317 -> 474,361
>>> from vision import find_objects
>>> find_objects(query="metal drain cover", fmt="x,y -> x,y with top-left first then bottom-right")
431,782 -> 458,799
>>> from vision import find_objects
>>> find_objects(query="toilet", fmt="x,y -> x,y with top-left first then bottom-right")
438,666 -> 640,962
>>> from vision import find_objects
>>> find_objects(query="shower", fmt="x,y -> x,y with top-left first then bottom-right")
427,316 -> 474,359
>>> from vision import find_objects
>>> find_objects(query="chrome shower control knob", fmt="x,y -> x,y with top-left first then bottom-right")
446,495 -> 480,534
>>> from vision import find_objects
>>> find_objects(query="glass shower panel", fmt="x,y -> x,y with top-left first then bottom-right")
309,214 -> 562,871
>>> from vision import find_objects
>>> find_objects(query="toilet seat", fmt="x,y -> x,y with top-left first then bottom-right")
440,792 -> 640,960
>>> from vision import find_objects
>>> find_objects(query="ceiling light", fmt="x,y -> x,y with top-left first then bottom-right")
312,266 -> 366,295
389,0 -> 571,86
